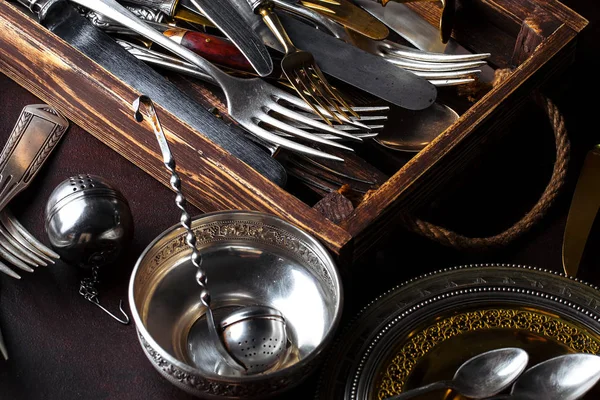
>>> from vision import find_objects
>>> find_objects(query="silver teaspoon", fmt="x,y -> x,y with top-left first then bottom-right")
489,353 -> 600,400
385,347 -> 529,399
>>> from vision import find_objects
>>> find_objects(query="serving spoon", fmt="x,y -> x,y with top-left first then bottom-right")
385,347 -> 529,399
489,354 -> 600,400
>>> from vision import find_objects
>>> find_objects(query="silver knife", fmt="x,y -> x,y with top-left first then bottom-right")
230,0 -> 437,110
180,0 -> 273,77
354,0 -> 495,82
562,144 -> 600,277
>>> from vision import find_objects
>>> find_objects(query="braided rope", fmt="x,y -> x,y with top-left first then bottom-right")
401,70 -> 570,250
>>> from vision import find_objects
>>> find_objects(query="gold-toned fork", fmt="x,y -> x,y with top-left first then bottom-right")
248,0 -> 359,125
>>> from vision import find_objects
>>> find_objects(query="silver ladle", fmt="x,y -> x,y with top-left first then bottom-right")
133,95 -> 288,375
489,353 -> 600,400
385,347 -> 529,399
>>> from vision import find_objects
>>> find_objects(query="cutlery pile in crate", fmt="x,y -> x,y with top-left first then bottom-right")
0,0 -> 587,262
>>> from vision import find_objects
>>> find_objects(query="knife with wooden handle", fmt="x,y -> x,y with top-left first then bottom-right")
562,144 -> 600,277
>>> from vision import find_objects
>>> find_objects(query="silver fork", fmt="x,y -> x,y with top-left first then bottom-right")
0,104 -> 66,278
272,0 -> 490,85
116,40 -> 386,154
0,210 -> 59,279
72,0 -> 369,162
120,42 -> 390,142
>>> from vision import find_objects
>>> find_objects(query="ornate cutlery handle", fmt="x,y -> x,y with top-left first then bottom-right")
121,0 -> 179,16
0,105 -> 69,212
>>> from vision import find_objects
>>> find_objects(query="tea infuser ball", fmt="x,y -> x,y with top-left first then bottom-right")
45,174 -> 134,324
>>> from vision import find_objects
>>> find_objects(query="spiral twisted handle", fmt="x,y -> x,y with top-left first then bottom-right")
133,95 -> 211,307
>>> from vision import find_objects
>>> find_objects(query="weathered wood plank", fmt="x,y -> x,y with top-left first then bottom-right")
0,2 -> 352,256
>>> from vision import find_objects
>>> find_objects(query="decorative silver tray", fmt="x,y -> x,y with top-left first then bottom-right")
316,264 -> 600,400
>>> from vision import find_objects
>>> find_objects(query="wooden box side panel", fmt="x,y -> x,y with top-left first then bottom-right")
0,2 -> 352,255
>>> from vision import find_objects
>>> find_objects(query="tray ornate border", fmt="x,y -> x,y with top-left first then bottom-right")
315,264 -> 600,399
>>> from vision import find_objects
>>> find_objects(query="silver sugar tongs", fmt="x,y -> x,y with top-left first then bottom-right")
69,0 -> 370,162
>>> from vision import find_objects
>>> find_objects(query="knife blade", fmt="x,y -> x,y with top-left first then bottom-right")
280,14 -> 437,110
354,0 -> 495,82
562,144 -> 600,277
13,0 -> 287,186
229,0 -> 436,110
179,0 -> 273,77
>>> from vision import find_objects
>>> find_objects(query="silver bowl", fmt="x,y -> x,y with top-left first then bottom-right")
129,211 -> 343,399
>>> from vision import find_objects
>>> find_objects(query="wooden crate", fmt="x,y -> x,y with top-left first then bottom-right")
0,0 -> 587,265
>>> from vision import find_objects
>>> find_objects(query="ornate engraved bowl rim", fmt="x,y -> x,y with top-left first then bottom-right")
129,210 -> 343,384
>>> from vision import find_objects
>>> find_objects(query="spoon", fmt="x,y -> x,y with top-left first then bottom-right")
133,95 -> 289,375
488,353 -> 600,400
385,347 -> 529,399
374,102 -> 458,152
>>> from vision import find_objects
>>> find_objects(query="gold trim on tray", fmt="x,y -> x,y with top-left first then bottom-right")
376,308 -> 600,399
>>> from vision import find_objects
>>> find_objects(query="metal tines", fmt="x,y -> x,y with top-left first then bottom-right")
0,210 -> 60,279
115,40 -> 388,150
249,0 -> 359,125
72,0 -> 370,162
272,0 -> 490,86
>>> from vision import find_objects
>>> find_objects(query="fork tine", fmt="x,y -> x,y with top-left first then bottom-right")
343,105 -> 390,113
0,211 -> 59,261
293,68 -> 343,125
311,66 -> 360,120
297,111 -> 388,123
382,41 -> 491,63
0,241 -> 35,273
385,58 -> 488,72
302,66 -> 353,122
0,261 -> 20,279
430,78 -> 475,86
414,70 -> 482,80
0,326 -> 8,359
269,101 -> 363,142
0,226 -> 46,266
273,89 -> 370,130
259,114 -> 354,151
248,122 -> 345,161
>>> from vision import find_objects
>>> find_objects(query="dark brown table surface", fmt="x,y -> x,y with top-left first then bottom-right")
1,1 -> 600,398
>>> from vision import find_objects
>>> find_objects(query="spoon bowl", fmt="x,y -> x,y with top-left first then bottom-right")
454,348 -> 530,398
375,102 -> 458,152
386,347 -> 529,399
510,354 -> 600,400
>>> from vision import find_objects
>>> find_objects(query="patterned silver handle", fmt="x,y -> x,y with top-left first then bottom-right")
0,105 -> 69,212
132,96 -> 209,303
121,0 -> 178,16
